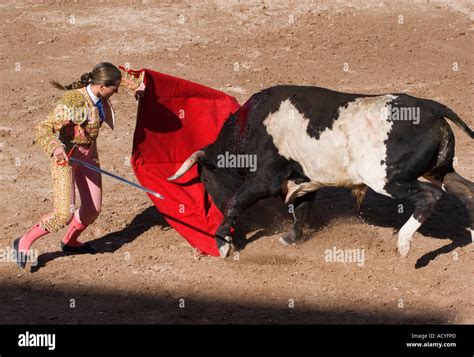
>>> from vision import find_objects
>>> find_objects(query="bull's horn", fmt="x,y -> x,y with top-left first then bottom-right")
167,150 -> 205,181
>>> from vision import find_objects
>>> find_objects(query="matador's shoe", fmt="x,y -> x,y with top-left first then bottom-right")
61,216 -> 98,254
61,241 -> 97,254
12,238 -> 27,269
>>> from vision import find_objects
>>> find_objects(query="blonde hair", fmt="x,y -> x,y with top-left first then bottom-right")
50,62 -> 122,90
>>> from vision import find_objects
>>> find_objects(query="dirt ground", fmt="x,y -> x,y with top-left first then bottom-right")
0,0 -> 473,324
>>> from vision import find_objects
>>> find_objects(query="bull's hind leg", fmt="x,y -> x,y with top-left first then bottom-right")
442,172 -> 474,242
279,191 -> 317,246
386,181 -> 443,256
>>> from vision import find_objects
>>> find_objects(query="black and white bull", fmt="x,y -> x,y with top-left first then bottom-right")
168,85 -> 474,258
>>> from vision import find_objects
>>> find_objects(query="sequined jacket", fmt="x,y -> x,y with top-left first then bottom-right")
34,68 -> 144,157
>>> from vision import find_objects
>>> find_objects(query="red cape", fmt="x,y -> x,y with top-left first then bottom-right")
130,69 -> 241,256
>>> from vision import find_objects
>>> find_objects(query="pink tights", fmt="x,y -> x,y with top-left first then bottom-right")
19,143 -> 102,253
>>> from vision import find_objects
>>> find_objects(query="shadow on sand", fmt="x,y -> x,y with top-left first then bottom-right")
32,187 -> 470,272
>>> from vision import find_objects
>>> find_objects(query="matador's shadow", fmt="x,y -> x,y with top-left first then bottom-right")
31,206 -> 169,272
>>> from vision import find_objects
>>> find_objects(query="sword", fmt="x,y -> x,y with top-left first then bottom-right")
68,157 -> 164,199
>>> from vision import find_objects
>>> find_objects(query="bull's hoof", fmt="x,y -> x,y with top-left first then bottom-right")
217,236 -> 233,258
12,237 -> 27,269
278,231 -> 296,247
279,233 -> 296,246
397,230 -> 414,257
397,236 -> 411,257
398,243 -> 410,257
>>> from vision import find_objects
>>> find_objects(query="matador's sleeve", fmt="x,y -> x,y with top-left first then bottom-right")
34,90 -> 87,156
119,66 -> 145,94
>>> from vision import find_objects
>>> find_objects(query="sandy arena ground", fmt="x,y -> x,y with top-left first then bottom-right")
0,0 -> 473,324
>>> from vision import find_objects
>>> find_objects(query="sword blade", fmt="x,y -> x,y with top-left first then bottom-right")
69,157 -> 164,199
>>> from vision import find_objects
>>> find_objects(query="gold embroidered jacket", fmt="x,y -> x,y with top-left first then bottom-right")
34,68 -> 144,156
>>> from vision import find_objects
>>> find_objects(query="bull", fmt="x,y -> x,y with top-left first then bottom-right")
168,85 -> 474,258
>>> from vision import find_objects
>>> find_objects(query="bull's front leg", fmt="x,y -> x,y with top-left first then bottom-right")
215,183 -> 271,257
279,191 -> 317,246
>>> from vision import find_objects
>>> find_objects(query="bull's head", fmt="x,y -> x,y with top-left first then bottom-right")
167,149 -> 243,212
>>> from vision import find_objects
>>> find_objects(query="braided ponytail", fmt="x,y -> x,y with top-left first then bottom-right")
50,62 -> 121,91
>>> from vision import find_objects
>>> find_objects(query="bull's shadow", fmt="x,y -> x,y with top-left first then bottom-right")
233,187 -> 471,269
31,187 -> 470,272
31,206 -> 170,273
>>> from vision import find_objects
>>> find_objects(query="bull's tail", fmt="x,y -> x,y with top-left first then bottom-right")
429,100 -> 474,139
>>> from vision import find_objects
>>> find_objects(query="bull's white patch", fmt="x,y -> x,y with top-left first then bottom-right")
18,331 -> 56,350
262,96 -> 396,197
